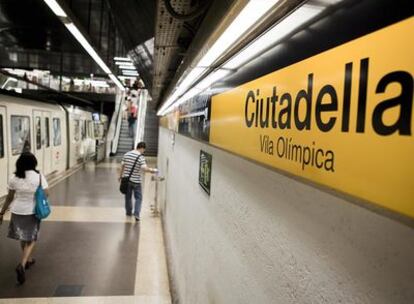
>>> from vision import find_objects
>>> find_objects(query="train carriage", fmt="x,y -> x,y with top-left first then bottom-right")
0,92 -> 106,198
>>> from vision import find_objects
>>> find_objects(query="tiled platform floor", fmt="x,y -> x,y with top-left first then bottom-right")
0,159 -> 171,304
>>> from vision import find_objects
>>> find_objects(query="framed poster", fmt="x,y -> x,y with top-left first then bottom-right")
199,150 -> 212,195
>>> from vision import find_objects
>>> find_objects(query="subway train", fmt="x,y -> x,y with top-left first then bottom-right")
0,91 -> 108,198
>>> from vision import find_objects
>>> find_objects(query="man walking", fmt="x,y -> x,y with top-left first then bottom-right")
119,142 -> 157,221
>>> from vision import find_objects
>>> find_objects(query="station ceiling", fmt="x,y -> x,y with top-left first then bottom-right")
0,0 -> 156,88
0,0 -> 214,106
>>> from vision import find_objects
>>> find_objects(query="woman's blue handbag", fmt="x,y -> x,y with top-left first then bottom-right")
34,173 -> 51,220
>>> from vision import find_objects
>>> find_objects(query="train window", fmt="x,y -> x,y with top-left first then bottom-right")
81,120 -> 86,140
45,117 -> 50,147
86,121 -> 89,138
0,115 -> 4,158
11,116 -> 31,155
74,120 -> 80,141
88,121 -> 94,138
53,118 -> 62,146
36,117 -> 41,150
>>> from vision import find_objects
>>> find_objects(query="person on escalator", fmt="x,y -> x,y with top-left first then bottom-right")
127,101 -> 138,138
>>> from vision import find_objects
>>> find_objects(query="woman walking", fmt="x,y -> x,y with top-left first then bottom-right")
0,152 -> 49,284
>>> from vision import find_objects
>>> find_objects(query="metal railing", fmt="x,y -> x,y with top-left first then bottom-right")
134,89 -> 148,147
107,91 -> 125,155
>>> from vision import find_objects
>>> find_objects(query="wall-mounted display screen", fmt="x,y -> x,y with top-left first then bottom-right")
92,113 -> 100,121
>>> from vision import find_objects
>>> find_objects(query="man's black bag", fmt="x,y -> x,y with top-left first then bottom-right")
119,177 -> 129,194
120,155 -> 140,194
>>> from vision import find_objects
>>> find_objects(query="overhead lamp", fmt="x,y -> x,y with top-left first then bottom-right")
43,0 -> 67,17
115,61 -> 134,66
224,4 -> 322,69
118,75 -> 137,79
114,57 -> 132,62
122,70 -> 139,75
158,67 -> 206,114
161,69 -> 230,114
198,0 -> 279,67
158,0 -> 280,115
175,67 -> 206,96
65,23 -> 111,74
122,74 -> 139,78
64,24 -> 124,90
175,88 -> 202,108
119,65 -> 136,70
43,1 -> 125,91
121,69 -> 138,73
195,70 -> 230,91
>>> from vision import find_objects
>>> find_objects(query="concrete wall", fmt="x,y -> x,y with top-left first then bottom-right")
157,127 -> 414,304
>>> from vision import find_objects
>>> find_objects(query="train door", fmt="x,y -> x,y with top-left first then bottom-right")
33,110 -> 53,175
33,110 -> 44,172
0,106 -> 8,197
43,112 -> 52,174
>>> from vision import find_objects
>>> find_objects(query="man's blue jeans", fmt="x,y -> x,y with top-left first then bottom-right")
125,183 -> 142,217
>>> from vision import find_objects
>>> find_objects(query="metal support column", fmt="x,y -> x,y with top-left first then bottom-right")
59,52 -> 63,91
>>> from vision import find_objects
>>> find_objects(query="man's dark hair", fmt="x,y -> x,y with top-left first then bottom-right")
136,142 -> 146,149
15,152 -> 38,179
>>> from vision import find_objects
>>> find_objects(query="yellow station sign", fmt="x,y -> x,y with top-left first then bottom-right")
210,17 -> 414,218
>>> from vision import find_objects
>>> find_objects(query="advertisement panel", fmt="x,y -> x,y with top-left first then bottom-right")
178,93 -> 211,142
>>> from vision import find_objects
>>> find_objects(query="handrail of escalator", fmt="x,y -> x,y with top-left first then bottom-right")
107,91 -> 125,156
112,93 -> 124,154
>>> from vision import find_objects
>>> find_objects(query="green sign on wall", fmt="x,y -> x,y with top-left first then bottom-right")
199,150 -> 212,195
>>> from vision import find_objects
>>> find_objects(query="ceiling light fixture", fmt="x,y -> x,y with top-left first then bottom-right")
224,4 -> 322,70
118,75 -> 137,79
43,0 -> 124,91
64,23 -> 112,74
195,70 -> 230,91
165,69 -> 230,111
114,57 -> 132,62
198,0 -> 280,68
122,70 -> 139,74
115,61 -> 134,66
119,65 -> 137,70
43,0 -> 67,17
157,0 -> 280,115
122,74 -> 139,78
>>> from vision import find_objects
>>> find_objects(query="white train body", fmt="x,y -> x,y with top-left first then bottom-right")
66,106 -> 97,168
0,93 -> 105,197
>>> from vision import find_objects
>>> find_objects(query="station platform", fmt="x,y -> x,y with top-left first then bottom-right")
0,159 -> 171,304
